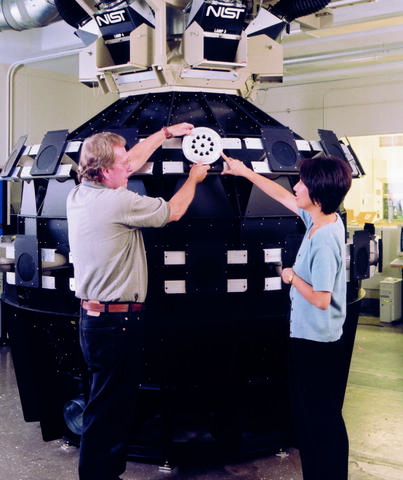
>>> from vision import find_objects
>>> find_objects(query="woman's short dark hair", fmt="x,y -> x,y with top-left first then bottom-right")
78,132 -> 126,183
299,153 -> 352,215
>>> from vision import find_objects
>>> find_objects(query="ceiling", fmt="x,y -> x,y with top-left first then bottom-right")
282,0 -> 403,82
0,0 -> 402,80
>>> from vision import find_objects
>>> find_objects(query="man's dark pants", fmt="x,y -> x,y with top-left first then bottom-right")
78,308 -> 144,480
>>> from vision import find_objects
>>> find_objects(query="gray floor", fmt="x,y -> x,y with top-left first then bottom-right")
1,317 -> 403,480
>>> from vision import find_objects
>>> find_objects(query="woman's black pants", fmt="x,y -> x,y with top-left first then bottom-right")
289,337 -> 349,480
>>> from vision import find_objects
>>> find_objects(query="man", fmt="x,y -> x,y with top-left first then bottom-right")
66,123 -> 209,480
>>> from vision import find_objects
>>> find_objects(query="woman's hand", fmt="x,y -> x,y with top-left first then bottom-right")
221,152 -> 251,177
281,267 -> 294,285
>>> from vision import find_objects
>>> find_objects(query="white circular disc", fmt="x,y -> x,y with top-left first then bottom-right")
182,127 -> 223,164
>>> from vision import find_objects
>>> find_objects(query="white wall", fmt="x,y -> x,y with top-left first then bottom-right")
252,71 -> 403,140
0,64 -> 9,165
1,61 -> 118,167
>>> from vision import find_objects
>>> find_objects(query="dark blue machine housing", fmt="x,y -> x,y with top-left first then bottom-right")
1,92 -> 366,463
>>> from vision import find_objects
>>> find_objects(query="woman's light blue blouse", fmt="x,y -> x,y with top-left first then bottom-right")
289,209 -> 347,342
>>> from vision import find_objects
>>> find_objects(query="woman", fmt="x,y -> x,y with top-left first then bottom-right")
222,152 -> 352,480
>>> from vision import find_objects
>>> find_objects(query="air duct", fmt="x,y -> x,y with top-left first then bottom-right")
270,0 -> 331,23
0,0 -> 60,31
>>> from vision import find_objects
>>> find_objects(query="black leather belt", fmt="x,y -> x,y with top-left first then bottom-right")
81,300 -> 143,313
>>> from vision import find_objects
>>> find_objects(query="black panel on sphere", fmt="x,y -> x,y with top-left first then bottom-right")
69,92 -> 291,142
17,253 -> 36,282
41,179 -> 75,217
1,135 -> 27,178
318,129 -> 346,161
272,141 -> 297,167
204,93 -> 262,136
283,233 -> 304,268
108,127 -> 138,149
261,126 -> 300,172
174,175 -> 236,218
69,96 -> 145,140
186,241 -> 227,294
170,93 -> 221,130
37,146 -> 57,170
126,93 -> 174,134
246,177 -> 296,217
356,247 -> 370,276
14,235 -> 40,288
351,230 -> 370,280
37,218 -> 69,248
346,142 -> 365,177
20,181 -> 38,216
31,130 -> 69,176
101,96 -> 146,129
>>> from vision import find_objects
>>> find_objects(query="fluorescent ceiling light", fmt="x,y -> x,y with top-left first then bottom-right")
329,0 -> 377,8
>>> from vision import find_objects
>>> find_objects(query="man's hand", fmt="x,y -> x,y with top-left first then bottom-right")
189,162 -> 210,183
221,152 -> 250,177
129,123 -> 194,173
164,123 -> 194,138
168,162 -> 209,222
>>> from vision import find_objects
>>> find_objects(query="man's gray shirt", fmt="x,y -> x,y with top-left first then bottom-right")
66,180 -> 170,302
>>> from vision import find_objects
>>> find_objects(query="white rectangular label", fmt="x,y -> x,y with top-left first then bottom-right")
252,161 -> 271,173
227,250 -> 248,264
65,141 -> 82,153
164,280 -> 186,294
296,140 -> 311,151
6,272 -> 16,285
29,144 -> 40,155
244,138 -> 263,149
227,279 -> 247,292
41,249 -> 56,263
161,138 -> 182,149
264,277 -> 282,291
42,276 -> 56,289
264,248 -> 282,263
5,245 -> 15,259
164,251 -> 186,265
310,141 -> 323,151
222,138 -> 242,149
163,162 -> 184,174
20,166 -> 32,178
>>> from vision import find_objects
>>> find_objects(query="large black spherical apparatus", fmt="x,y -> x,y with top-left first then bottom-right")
3,92 -> 362,462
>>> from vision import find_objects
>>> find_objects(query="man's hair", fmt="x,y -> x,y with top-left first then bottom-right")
299,153 -> 352,215
78,132 -> 126,183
